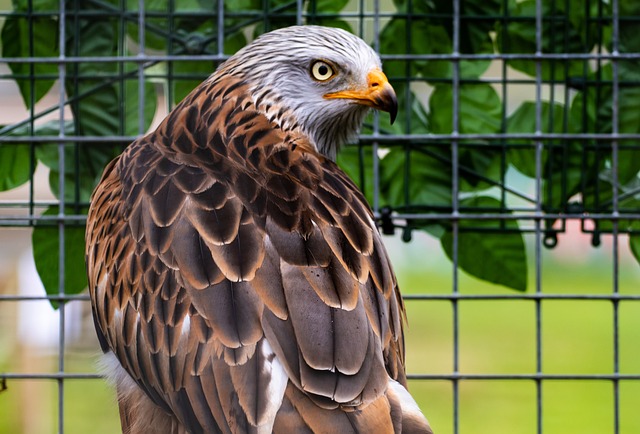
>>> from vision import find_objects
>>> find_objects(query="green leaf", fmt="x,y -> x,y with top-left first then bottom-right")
441,196 -> 528,291
124,75 -> 157,136
65,17 -> 120,136
252,0 -> 300,35
305,0 -> 351,30
428,0 -> 499,56
59,13 -> 141,206
32,206 -> 88,307
310,0 -> 350,11
222,30 -> 248,55
507,101 -> 564,177
379,18 -> 490,82
65,12 -> 157,134
630,234 -> 640,266
36,142 -> 117,205
497,0 -> 590,81
309,19 -> 352,32
563,0 -> 612,50
507,101 -> 588,211
171,31 -> 246,104
598,90 -> 640,186
0,120 -> 75,192
225,0 -> 262,12
459,147 -> 504,193
628,219 -> 640,266
381,147 -> 452,210
125,0 -> 219,51
125,0 -> 204,11
11,0 -> 59,10
428,83 -> 504,194
1,15 -> 59,109
33,121 -> 115,204
569,64 -> 640,194
0,143 -> 32,191
365,87 -> 429,136
172,59 -> 216,104
458,0 -> 500,54
428,84 -> 502,135
379,18 -> 423,78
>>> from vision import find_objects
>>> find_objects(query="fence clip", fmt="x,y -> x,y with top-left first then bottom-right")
380,206 -> 395,235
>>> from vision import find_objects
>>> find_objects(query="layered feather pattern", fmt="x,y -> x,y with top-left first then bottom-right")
86,25 -> 431,434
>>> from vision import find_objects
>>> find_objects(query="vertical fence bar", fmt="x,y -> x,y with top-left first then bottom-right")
451,1 -> 461,433
217,0 -> 224,60
167,0 -> 175,112
57,0 -> 67,431
534,1 -> 544,433
28,0 -> 36,221
610,1 -> 621,432
137,0 -> 146,135
296,0 -> 303,25
371,0 -> 381,214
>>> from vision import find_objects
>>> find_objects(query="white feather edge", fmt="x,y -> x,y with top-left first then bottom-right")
99,351 -> 181,433
99,336 -> 289,433
388,378 -> 431,428
256,339 -> 289,433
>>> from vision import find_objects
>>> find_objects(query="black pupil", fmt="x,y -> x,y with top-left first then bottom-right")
318,64 -> 329,76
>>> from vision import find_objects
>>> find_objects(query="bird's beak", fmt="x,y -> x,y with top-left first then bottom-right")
324,68 -> 398,124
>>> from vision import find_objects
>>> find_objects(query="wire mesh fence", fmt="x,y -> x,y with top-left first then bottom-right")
1,0 -> 639,433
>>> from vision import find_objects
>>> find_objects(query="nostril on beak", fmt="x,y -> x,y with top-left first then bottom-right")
371,82 -> 379,88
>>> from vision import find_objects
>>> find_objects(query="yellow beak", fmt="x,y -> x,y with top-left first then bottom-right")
323,68 -> 398,124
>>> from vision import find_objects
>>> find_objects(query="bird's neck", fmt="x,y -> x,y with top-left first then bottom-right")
248,86 -> 368,161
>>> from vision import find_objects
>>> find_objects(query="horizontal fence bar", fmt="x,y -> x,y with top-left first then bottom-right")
407,373 -> 640,381
2,74 -> 634,87
386,213 -> 640,221
0,54 -> 227,64
3,51 -> 640,64
1,213 -> 640,227
0,373 -> 102,380
0,9 -> 636,21
0,294 -> 90,302
403,294 -> 640,301
2,293 -> 638,303
0,9 -> 629,18
4,133 -> 640,144
3,372 -> 639,382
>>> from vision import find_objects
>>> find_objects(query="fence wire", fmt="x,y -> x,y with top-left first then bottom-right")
0,1 -> 639,433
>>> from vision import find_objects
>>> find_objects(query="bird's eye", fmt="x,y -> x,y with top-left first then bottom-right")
311,61 -> 335,81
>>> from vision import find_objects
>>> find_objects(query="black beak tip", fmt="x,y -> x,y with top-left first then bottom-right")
388,93 -> 398,125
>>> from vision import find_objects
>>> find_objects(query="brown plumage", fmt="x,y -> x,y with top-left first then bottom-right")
86,25 -> 431,433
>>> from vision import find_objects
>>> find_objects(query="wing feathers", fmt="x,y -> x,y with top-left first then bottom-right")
188,280 -> 263,348
249,248 -> 288,319
171,218 -> 224,290
230,339 -> 288,427
282,266 -> 336,371
186,195 -> 243,246
86,74 -> 414,433
299,258 -> 361,310
265,217 -> 331,267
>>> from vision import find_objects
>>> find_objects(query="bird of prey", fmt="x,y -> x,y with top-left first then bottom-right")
86,25 -> 432,434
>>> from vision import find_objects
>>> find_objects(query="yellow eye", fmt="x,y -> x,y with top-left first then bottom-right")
311,61 -> 335,81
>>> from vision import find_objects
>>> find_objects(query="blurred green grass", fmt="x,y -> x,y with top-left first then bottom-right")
400,234 -> 640,434
0,353 -> 120,434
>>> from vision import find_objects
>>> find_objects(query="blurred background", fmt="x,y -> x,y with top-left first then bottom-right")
1,1 -> 640,433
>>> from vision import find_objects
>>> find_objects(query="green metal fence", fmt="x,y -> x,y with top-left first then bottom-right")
1,1 -> 639,433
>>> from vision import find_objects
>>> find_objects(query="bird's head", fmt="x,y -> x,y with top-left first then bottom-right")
217,25 -> 397,160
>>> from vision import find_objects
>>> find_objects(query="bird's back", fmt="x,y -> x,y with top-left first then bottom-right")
87,74 -> 430,433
